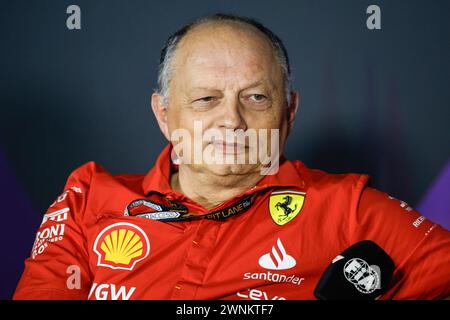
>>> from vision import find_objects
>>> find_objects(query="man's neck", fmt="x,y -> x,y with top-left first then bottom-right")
170,166 -> 263,210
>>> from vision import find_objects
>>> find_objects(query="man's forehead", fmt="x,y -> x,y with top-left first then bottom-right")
188,79 -> 274,91
179,21 -> 272,49
173,26 -> 277,77
174,22 -> 276,67
180,59 -> 279,91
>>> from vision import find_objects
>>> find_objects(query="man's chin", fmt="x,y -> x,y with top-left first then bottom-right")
191,163 -> 265,177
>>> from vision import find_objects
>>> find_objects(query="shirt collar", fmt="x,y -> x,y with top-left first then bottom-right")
142,143 -> 306,196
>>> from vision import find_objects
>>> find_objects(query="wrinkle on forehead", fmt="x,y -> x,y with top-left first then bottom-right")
170,22 -> 283,92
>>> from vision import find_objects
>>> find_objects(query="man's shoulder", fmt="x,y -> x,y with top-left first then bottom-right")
57,161 -> 148,222
290,160 -> 369,189
66,161 -> 146,190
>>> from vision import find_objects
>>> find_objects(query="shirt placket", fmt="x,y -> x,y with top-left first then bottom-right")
171,219 -> 220,299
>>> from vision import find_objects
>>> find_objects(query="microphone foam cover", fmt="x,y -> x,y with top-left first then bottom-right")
314,240 -> 395,300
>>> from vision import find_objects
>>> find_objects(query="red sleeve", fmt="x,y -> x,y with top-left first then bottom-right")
13,163 -> 95,300
350,186 -> 450,300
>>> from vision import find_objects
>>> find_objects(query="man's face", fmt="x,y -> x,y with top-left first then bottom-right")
153,23 -> 298,177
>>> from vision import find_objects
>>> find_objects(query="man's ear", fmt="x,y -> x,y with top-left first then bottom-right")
287,91 -> 300,134
151,92 -> 170,141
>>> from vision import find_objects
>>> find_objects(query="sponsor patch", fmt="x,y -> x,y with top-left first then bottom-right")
88,283 -> 136,300
40,207 -> 69,226
93,222 -> 150,271
32,224 -> 66,259
237,288 -> 286,300
32,208 -> 69,259
49,186 -> 82,208
269,190 -> 305,225
242,238 -> 305,286
259,238 -> 296,270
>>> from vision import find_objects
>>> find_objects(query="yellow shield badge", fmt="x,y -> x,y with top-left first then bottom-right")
269,190 -> 306,226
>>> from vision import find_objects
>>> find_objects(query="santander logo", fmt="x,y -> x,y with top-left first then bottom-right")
258,238 -> 296,270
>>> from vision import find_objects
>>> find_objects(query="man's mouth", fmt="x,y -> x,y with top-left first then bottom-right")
210,141 -> 247,154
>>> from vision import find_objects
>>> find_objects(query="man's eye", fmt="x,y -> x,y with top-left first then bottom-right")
248,94 -> 267,102
196,96 -> 216,103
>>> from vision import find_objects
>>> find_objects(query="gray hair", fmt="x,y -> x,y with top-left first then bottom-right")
156,13 -> 293,107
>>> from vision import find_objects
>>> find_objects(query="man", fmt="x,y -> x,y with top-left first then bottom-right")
14,14 -> 450,300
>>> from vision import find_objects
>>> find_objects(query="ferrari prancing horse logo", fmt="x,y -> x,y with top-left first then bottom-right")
269,190 -> 306,226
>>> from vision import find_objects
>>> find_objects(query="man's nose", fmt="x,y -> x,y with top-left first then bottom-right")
217,96 -> 247,130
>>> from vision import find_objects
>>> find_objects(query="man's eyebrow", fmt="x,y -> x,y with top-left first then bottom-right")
242,80 -> 270,89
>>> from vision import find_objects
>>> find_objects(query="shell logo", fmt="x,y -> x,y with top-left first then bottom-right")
93,222 -> 150,271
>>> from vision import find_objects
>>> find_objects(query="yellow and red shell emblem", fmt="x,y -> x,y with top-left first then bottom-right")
93,222 -> 150,270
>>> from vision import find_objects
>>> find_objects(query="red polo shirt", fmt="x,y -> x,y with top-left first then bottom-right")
14,144 -> 450,300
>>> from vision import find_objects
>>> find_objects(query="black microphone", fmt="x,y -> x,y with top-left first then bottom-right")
314,240 -> 395,300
